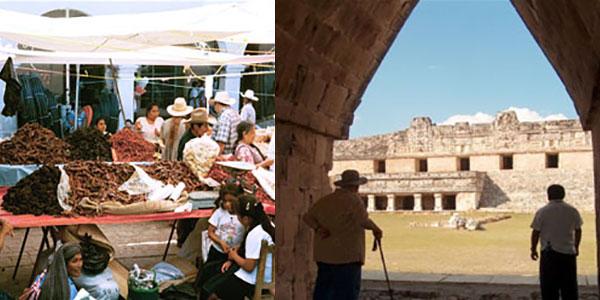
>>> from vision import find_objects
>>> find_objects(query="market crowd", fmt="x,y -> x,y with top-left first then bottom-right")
0,89 -> 275,300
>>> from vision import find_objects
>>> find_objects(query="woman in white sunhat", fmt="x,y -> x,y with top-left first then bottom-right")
240,89 -> 259,124
160,97 -> 194,161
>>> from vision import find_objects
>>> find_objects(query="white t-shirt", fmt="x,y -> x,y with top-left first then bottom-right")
234,225 -> 274,285
137,116 -> 164,144
240,103 -> 256,124
531,200 -> 583,255
208,207 -> 245,253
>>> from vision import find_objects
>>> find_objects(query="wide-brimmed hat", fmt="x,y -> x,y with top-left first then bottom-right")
334,169 -> 368,187
240,89 -> 259,101
167,97 -> 193,117
184,108 -> 216,125
211,91 -> 236,106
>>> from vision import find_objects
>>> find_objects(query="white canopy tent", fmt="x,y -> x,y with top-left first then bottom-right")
0,0 -> 274,131
0,0 -> 274,52
0,46 -> 274,66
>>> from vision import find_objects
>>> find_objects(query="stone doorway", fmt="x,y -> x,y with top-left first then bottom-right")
422,194 -> 435,210
375,196 -> 387,210
443,195 -> 457,210
396,195 -> 415,210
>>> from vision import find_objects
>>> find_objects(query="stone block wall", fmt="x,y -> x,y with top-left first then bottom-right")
480,168 -> 594,211
387,158 -> 417,172
470,155 -> 501,172
330,159 -> 374,175
428,156 -> 457,172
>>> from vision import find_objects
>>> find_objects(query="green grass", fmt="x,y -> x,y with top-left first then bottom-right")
363,212 -> 597,275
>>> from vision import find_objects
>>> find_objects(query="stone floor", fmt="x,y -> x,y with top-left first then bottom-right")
361,272 -> 599,299
0,221 -> 179,297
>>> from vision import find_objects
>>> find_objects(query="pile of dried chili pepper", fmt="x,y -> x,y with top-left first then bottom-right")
66,127 -> 112,161
65,161 -> 142,214
142,161 -> 206,192
111,128 -> 155,162
2,165 -> 63,216
0,123 -> 70,165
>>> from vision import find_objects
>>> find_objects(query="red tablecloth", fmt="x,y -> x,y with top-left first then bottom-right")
0,187 -> 275,228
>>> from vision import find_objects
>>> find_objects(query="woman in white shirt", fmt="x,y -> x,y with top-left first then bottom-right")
135,103 -> 164,146
208,195 -> 275,300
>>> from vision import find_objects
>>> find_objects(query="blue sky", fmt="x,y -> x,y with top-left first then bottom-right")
351,0 -> 577,138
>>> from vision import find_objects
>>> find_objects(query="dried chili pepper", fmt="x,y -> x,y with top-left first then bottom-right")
66,127 -> 112,161
111,128 -> 155,162
2,165 -> 63,215
0,123 -> 70,165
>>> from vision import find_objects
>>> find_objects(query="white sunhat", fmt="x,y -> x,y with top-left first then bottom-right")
240,89 -> 259,101
166,97 -> 194,117
211,91 -> 236,106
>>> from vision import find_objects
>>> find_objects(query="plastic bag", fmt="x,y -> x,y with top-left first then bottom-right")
147,184 -> 175,202
183,135 -> 220,180
252,167 -> 275,200
57,164 -> 73,211
118,165 -> 164,196
151,262 -> 184,284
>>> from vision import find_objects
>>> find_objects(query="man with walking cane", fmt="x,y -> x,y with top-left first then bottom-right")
304,169 -> 384,300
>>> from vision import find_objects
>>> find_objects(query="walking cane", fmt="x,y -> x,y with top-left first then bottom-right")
373,239 -> 394,300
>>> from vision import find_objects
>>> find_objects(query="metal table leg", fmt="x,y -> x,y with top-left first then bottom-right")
29,227 -> 49,284
12,228 -> 30,280
163,220 -> 178,261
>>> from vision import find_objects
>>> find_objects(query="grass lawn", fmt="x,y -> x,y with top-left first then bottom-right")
363,212 -> 597,276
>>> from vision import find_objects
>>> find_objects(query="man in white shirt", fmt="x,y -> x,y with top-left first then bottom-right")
240,89 -> 258,124
530,184 -> 582,300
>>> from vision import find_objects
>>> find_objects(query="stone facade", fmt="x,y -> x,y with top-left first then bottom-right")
278,0 -> 600,296
332,111 -> 595,212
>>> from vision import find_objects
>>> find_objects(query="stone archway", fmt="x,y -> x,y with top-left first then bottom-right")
276,0 -> 600,297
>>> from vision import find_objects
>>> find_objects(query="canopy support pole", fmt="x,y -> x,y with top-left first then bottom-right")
74,64 -> 80,129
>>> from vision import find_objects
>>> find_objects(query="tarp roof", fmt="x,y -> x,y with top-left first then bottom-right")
0,0 -> 274,52
0,46 -> 274,66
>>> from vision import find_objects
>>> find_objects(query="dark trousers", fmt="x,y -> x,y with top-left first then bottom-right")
540,249 -> 578,300
314,262 -> 362,300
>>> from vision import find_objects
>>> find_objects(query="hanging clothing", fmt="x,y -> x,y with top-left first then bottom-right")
0,57 -> 22,117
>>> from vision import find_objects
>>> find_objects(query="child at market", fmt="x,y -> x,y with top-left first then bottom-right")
207,183 -> 245,263
194,183 -> 245,297
200,194 -> 275,300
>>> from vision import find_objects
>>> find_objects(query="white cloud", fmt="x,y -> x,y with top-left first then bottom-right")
440,112 -> 494,125
427,65 -> 439,70
441,107 -> 568,125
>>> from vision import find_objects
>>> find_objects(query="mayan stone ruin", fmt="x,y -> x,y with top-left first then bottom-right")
331,111 -> 594,212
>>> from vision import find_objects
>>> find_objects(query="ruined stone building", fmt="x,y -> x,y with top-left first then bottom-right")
278,1 -> 600,297
331,111 -> 594,212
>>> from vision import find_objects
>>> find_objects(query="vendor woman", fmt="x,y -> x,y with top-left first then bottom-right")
135,102 -> 164,146
21,243 -> 83,300
95,117 -> 111,139
235,121 -> 273,169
